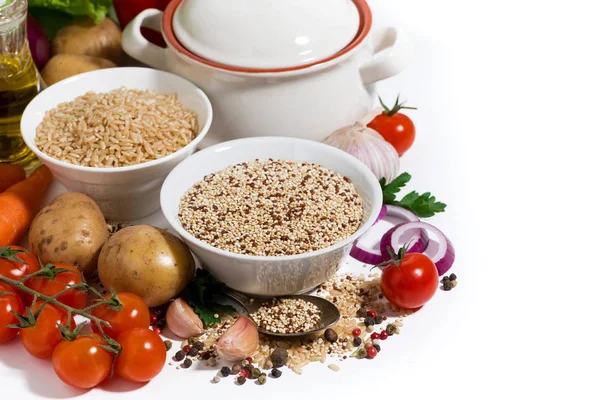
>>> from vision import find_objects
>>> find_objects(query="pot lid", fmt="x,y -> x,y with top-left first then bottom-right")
172,0 -> 360,70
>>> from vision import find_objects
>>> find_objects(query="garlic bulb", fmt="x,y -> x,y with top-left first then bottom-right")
323,122 -> 401,182
216,316 -> 259,362
166,298 -> 204,338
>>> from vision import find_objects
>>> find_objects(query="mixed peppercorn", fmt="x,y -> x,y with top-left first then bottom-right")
441,273 -> 458,291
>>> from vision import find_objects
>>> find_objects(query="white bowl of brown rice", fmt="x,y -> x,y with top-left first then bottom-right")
21,67 -> 213,221
160,137 -> 383,296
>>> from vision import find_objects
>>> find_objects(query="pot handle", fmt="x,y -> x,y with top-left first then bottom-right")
122,9 -> 168,71
360,26 -> 414,86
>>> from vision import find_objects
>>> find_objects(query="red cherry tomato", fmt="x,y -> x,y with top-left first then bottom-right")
0,246 -> 40,300
20,302 -> 75,359
26,264 -> 87,309
380,253 -> 438,309
367,96 -> 417,156
0,246 -> 40,280
53,334 -> 113,389
91,292 -> 150,338
0,283 -> 24,343
115,328 -> 166,382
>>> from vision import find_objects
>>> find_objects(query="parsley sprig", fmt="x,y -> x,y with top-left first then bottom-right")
186,270 -> 235,326
380,172 -> 447,218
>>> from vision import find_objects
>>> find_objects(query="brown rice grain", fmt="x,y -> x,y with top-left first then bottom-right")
35,87 -> 199,168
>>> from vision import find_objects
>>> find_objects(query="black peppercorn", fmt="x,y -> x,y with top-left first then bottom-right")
373,344 -> 381,352
353,337 -> 362,347
364,316 -> 375,326
450,273 -> 457,281
442,280 -> 453,291
270,348 -> 288,368
271,368 -> 282,378
201,352 -> 211,360
220,366 -> 231,377
181,358 -> 193,369
356,307 -> 368,318
237,376 -> 246,385
192,341 -> 204,350
374,315 -> 384,325
188,347 -> 199,357
324,328 -> 338,343
442,276 -> 450,282
173,350 -> 185,361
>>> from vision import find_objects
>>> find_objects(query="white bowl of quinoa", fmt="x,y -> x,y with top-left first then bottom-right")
160,137 -> 383,296
21,67 -> 213,220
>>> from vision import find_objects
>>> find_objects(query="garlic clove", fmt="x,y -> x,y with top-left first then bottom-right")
216,316 -> 259,362
166,298 -> 204,338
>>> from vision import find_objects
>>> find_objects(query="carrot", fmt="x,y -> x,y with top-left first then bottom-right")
0,165 -> 53,246
0,164 -> 26,193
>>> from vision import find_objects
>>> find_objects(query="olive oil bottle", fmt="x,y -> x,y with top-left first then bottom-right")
0,0 -> 39,168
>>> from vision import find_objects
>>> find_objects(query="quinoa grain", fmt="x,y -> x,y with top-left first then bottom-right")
179,159 -> 364,256
251,298 -> 321,334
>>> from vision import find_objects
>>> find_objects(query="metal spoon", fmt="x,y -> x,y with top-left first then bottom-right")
224,290 -> 341,338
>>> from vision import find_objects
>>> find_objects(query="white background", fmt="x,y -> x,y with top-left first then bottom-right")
2,0 -> 599,398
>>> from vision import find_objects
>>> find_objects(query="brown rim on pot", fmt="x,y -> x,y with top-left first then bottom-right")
162,0 -> 373,74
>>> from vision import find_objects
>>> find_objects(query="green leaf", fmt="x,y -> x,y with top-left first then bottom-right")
28,0 -> 112,24
186,270 -> 236,326
395,191 -> 447,218
380,172 -> 412,204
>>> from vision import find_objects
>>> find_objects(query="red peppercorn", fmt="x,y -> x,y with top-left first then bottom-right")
367,346 -> 378,359
380,330 -> 389,340
239,369 -> 249,378
150,314 -> 158,325
183,345 -> 191,354
352,328 -> 361,337
246,357 -> 253,363
370,332 -> 380,340
153,327 -> 162,335
367,310 -> 377,319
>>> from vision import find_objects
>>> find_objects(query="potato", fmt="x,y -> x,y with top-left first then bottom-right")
53,17 -> 122,63
98,225 -> 195,307
41,54 -> 116,86
29,192 -> 109,276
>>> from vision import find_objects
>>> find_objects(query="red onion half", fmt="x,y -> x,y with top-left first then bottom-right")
378,221 -> 455,276
349,205 -> 387,264
380,205 -> 429,258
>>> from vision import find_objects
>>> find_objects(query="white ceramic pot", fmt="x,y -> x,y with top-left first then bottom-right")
21,67 -> 213,221
122,0 -> 412,146
160,137 -> 383,296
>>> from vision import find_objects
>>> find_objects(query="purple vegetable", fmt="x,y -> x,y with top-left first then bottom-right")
27,15 -> 51,71
378,221 -> 455,276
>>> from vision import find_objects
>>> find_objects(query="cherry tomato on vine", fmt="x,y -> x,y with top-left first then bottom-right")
91,292 -> 150,338
0,283 -> 24,343
367,96 -> 417,156
26,263 -> 87,309
0,246 -> 40,281
380,252 -> 438,309
20,302 -> 75,359
53,334 -> 113,389
115,328 -> 166,382
0,246 -> 40,301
